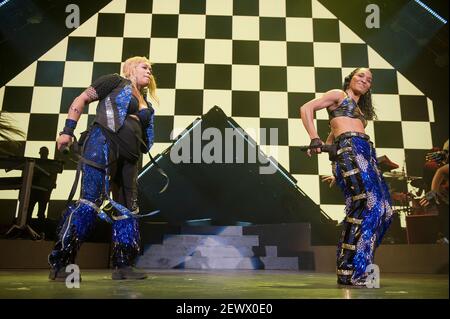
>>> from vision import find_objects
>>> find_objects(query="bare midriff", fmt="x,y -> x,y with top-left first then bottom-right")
330,117 -> 366,138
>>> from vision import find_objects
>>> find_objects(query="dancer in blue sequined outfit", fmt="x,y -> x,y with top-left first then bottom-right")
300,68 -> 393,287
49,56 -> 158,281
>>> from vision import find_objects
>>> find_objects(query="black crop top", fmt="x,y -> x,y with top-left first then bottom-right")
128,95 -> 139,115
327,96 -> 367,127
127,95 -> 154,129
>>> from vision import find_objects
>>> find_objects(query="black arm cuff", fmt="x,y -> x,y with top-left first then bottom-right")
309,138 -> 323,148
59,126 -> 75,137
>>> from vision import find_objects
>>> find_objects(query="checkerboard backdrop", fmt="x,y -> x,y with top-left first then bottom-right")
0,0 -> 435,225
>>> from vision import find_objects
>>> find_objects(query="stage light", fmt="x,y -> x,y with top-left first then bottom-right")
236,221 -> 252,226
414,0 -> 448,24
186,218 -> 212,225
0,0 -> 11,8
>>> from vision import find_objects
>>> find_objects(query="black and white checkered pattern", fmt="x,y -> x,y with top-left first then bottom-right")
0,0 -> 435,223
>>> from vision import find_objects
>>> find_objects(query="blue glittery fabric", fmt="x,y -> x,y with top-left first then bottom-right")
65,118 -> 77,129
48,201 -> 97,270
81,126 -> 108,202
49,125 -> 142,270
111,218 -> 140,267
115,84 -> 132,129
334,133 -> 393,285
112,217 -> 140,246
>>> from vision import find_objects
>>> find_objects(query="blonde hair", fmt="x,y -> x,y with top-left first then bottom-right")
443,139 -> 449,152
122,56 -> 159,105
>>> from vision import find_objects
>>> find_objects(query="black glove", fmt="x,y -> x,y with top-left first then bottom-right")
326,144 -> 338,161
309,138 -> 323,154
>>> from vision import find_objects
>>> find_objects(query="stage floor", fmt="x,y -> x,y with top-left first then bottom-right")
0,269 -> 447,299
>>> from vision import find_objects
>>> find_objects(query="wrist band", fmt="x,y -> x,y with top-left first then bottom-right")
59,126 -> 75,137
65,119 -> 77,129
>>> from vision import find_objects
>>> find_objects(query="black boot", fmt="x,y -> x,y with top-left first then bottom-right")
111,242 -> 145,280
111,266 -> 147,280
49,268 -> 65,281
337,275 -> 368,288
48,236 -> 80,282
48,267 -> 82,282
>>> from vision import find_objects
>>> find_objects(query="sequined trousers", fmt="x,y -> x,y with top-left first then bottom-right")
333,132 -> 393,286
48,126 -> 141,271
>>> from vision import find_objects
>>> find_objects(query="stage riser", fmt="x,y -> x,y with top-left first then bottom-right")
136,225 -> 315,270
312,244 -> 449,274
180,226 -> 244,236
162,234 -> 260,247
137,256 -> 300,270
140,244 -> 269,258
0,239 -> 447,274
0,240 -> 109,269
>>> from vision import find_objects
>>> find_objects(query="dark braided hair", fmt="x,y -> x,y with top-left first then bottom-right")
343,68 -> 377,120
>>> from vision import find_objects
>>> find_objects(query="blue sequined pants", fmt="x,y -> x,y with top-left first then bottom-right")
48,126 -> 141,271
333,132 -> 393,285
